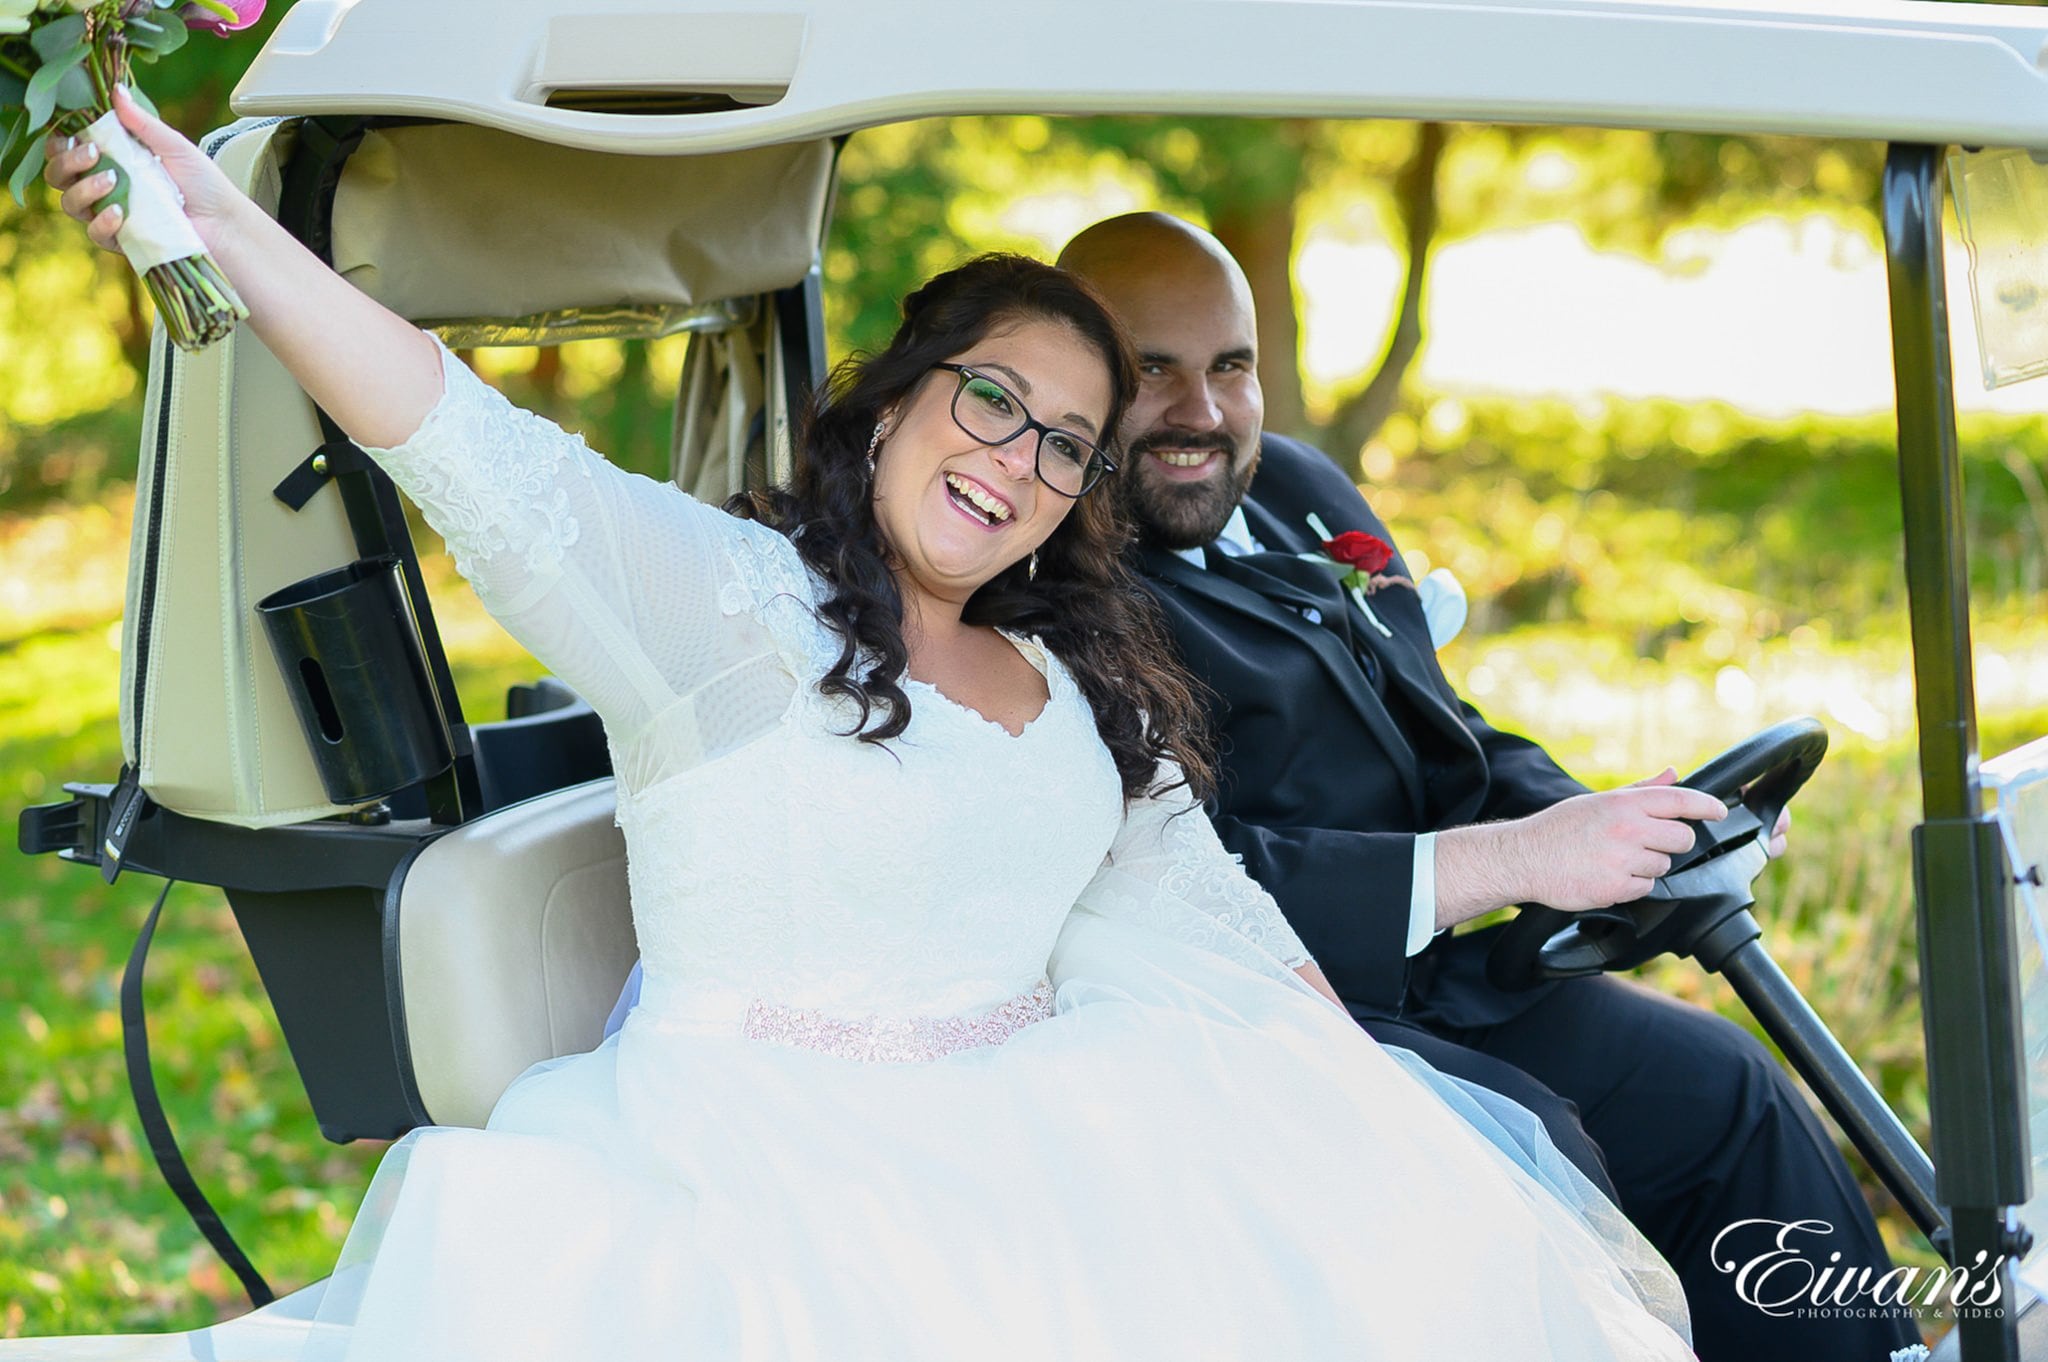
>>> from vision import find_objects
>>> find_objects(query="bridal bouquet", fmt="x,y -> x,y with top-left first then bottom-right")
1,0 -> 263,350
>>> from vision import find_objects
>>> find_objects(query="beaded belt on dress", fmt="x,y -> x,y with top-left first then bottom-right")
740,981 -> 1055,1063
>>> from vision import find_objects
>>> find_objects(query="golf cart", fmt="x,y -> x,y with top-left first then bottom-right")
12,0 -> 2048,1357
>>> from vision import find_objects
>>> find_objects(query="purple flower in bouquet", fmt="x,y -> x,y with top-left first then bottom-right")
178,0 -> 263,37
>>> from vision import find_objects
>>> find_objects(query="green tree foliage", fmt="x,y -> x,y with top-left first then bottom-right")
824,114 -> 1907,479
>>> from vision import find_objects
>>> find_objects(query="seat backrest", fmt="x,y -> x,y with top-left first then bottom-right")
467,678 -> 612,814
391,779 -> 633,1128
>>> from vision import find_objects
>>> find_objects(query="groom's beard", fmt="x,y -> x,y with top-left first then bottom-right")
1120,431 -> 1260,552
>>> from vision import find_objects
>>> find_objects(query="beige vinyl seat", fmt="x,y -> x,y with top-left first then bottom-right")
391,778 -> 635,1130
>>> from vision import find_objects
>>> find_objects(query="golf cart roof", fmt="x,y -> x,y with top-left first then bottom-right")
235,0 -> 2048,153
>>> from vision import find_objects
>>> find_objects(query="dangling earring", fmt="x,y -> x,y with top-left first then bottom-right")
1027,550 -> 1039,582
865,422 -> 885,477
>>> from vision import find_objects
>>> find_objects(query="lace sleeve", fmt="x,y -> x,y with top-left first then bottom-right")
356,335 -> 799,780
1076,762 -> 1315,980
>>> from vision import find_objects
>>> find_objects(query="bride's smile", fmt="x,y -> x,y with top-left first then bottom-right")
941,470 -> 1013,527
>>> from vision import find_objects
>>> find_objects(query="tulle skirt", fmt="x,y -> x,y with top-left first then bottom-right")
297,910 -> 1692,1360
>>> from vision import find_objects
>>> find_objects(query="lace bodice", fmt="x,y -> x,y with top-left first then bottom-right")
363,340 -> 1311,1017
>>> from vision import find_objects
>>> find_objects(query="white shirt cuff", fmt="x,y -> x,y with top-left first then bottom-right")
1407,832 -> 1439,957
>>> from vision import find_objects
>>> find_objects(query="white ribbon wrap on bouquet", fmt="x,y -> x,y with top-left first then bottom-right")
80,110 -> 206,275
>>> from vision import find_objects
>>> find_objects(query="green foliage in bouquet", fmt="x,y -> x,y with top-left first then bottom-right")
0,0 -> 261,350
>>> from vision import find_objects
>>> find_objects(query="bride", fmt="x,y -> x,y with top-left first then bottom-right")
46,93 -> 1693,1360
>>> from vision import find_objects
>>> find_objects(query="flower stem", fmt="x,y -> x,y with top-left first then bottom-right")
145,253 -> 249,351
1349,584 -> 1394,638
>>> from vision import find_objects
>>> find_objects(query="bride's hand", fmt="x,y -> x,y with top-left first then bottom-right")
1294,960 -> 1346,1011
45,85 -> 242,255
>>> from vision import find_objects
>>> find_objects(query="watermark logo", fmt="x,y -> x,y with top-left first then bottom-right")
1711,1218 -> 2007,1321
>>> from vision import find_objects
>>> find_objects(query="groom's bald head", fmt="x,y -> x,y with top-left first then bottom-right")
1061,212 -> 1250,297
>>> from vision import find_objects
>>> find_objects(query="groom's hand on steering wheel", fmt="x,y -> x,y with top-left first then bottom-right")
1433,771 -> 1728,931
1629,766 -> 1785,860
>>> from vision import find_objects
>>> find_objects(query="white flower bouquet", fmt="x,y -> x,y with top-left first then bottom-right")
1,0 -> 263,350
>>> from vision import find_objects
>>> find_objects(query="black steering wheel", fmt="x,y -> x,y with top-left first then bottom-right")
1485,717 -> 1829,992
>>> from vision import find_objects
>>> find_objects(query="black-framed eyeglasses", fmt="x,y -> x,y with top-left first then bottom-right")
929,363 -> 1117,498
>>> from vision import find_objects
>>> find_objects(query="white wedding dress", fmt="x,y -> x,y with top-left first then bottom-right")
293,340 -> 1694,1360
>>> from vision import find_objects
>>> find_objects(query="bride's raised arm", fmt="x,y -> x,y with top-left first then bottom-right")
45,89 -> 799,788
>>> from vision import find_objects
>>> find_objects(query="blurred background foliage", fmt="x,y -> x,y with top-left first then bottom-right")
5,0 -> 2048,1343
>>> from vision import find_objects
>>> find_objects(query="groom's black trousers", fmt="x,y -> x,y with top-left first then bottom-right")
1361,975 -> 1922,1362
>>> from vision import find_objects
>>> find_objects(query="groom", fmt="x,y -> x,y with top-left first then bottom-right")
1061,213 -> 1919,1361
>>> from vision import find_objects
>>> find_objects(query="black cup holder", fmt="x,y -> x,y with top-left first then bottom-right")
257,557 -> 453,804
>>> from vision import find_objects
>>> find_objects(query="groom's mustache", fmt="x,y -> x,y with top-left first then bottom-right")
1127,431 -> 1238,460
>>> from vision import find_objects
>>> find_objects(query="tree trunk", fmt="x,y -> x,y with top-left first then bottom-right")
530,345 -> 564,397
1212,197 -> 1304,442
1324,122 -> 1448,478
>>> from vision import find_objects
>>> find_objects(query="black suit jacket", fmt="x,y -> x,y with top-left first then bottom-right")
1137,434 -> 1585,1026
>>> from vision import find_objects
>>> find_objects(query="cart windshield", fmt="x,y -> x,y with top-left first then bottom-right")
1951,148 -> 2048,391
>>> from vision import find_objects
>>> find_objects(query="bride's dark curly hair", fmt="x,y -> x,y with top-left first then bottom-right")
732,253 -> 1214,802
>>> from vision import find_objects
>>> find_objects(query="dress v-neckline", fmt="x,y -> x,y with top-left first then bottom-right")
904,630 -> 1056,740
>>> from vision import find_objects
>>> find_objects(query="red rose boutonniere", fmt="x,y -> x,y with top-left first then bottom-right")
1324,529 -> 1394,577
1300,514 -> 1415,637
